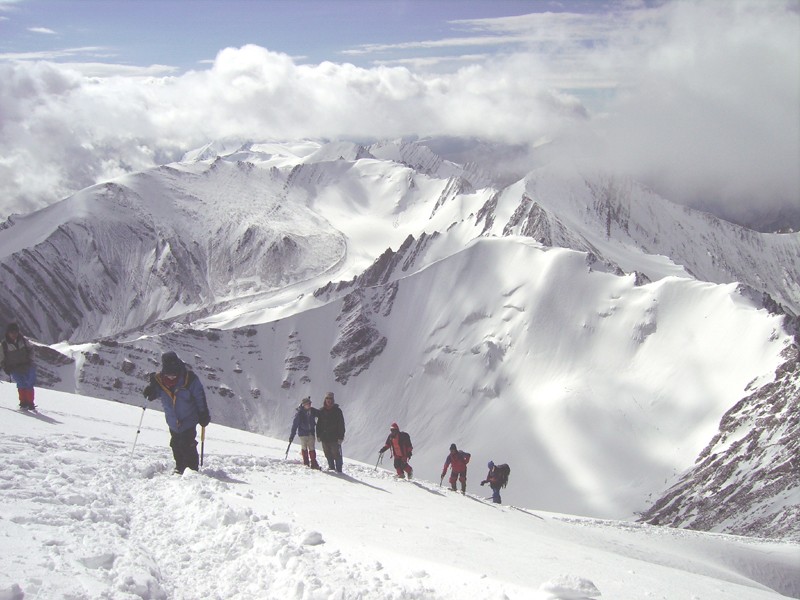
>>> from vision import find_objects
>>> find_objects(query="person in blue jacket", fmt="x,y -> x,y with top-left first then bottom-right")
290,396 -> 321,469
143,351 -> 210,474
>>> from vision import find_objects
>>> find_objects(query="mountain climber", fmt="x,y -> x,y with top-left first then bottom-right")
441,443 -> 471,493
1,322 -> 37,410
143,351 -> 211,474
316,391 -> 345,473
290,396 -> 321,469
481,461 -> 510,504
379,422 -> 413,479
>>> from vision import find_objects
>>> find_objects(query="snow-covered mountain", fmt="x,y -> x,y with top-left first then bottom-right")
1,387 -> 798,600
1,138 -> 798,542
641,347 -> 800,541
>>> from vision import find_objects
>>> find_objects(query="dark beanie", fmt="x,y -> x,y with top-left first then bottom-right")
450,443 -> 457,451
6,322 -> 19,334
161,351 -> 183,376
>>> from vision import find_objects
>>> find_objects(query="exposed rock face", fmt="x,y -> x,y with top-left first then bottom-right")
639,345 -> 800,541
330,284 -> 395,385
282,330 -> 311,389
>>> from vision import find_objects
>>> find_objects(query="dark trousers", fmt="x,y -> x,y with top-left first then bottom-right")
320,441 -> 343,472
393,457 -> 413,477
490,484 -> 502,504
170,427 -> 199,473
449,470 -> 467,491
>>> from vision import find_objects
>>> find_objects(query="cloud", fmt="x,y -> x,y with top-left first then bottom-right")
0,1 -> 797,230
0,46 -> 113,61
572,1 -> 800,227
28,26 -> 56,35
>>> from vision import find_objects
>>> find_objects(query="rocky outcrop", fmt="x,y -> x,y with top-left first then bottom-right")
282,330 -> 311,389
639,345 -> 800,541
330,284 -> 396,385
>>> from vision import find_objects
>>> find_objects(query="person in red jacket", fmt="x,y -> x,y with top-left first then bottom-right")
441,443 -> 471,494
378,422 -> 413,479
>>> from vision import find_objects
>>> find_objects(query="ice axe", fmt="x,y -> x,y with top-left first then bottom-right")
284,438 -> 293,460
130,405 -> 147,456
200,426 -> 206,467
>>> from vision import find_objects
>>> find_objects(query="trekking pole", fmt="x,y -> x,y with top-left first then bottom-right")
200,426 -> 206,467
374,452 -> 384,471
439,476 -> 443,487
284,439 -> 293,460
130,405 -> 146,456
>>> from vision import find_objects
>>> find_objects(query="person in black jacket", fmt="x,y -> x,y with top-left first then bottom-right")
0,323 -> 37,410
316,391 -> 345,473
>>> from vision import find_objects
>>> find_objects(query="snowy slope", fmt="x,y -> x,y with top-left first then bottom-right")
1,385 -> 798,600
641,348 -> 800,541
37,236 -> 792,525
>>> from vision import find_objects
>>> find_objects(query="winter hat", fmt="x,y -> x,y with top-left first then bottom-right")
301,397 -> 312,406
488,461 -> 495,469
6,322 -> 19,335
161,351 -> 183,376
390,422 -> 399,431
450,443 -> 457,452
324,392 -> 335,402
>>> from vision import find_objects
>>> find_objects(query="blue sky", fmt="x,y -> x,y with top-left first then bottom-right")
0,0 -> 797,228
0,0 -> 611,72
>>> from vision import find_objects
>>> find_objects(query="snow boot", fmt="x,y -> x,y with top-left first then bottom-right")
301,449 -> 310,466
23,388 -> 36,410
309,450 -> 321,470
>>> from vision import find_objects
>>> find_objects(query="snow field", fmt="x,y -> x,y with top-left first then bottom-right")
1,386 -> 797,600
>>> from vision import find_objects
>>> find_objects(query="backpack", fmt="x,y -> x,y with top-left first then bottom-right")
399,431 -> 413,457
495,464 -> 510,488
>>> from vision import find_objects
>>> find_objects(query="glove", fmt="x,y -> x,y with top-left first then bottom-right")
378,448 -> 385,455
198,410 -> 210,427
480,481 -> 486,486
407,451 -> 412,458
441,472 -> 446,479
143,373 -> 158,401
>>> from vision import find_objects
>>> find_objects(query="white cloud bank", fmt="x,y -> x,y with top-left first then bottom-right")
0,1 -> 797,229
